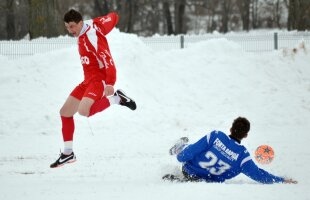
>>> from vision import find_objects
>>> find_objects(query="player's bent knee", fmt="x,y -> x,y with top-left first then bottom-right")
59,107 -> 66,116
60,107 -> 74,117
78,108 -> 89,117
60,107 -> 69,117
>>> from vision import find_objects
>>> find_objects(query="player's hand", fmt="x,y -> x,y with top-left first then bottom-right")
105,85 -> 114,96
283,178 -> 298,184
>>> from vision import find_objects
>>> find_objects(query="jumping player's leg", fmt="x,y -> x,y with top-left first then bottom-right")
78,81 -> 121,117
50,95 -> 81,168
80,90 -> 136,117
50,82 -> 86,168
59,95 -> 80,154
60,96 -> 80,117
78,94 -> 119,117
78,97 -> 96,116
59,82 -> 87,156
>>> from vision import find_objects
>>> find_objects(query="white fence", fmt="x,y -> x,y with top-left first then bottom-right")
141,32 -> 310,52
0,37 -> 76,60
1,32 -> 310,59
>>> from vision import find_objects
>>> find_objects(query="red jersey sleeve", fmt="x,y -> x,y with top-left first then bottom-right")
96,45 -> 117,86
103,51 -> 117,86
93,12 -> 119,36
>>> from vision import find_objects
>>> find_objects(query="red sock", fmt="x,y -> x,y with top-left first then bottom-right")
61,116 -> 75,141
88,97 -> 110,117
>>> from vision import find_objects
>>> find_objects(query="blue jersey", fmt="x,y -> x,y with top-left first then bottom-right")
177,131 -> 284,184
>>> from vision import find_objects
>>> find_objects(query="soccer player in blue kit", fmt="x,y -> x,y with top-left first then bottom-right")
165,117 -> 297,184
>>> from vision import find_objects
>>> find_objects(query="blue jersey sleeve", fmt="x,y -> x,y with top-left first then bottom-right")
177,132 -> 213,162
241,159 -> 284,184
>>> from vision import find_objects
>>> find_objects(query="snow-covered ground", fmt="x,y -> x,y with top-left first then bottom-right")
0,29 -> 309,200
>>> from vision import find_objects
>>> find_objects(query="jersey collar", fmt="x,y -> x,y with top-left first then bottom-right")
229,135 -> 241,144
79,23 -> 89,36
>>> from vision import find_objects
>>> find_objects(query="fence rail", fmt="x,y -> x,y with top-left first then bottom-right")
1,32 -> 310,59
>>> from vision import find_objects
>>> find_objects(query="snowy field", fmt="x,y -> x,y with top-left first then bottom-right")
0,29 -> 310,200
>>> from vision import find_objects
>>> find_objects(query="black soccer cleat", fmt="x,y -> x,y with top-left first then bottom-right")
50,152 -> 76,168
162,174 -> 185,182
115,89 -> 137,110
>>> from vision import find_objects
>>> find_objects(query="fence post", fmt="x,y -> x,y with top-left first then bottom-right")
274,32 -> 278,50
180,35 -> 184,49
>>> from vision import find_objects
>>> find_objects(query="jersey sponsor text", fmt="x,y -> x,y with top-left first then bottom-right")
213,138 -> 239,161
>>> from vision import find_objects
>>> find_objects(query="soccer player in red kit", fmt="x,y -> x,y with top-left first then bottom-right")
50,9 -> 136,168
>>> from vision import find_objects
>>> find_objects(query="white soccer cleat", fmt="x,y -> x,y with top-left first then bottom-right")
169,137 -> 189,155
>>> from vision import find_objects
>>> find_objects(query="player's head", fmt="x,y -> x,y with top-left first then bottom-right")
230,117 -> 250,140
64,9 -> 83,37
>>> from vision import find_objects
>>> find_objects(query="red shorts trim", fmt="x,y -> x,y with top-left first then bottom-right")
70,81 -> 104,101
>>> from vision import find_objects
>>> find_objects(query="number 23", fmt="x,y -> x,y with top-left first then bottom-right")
199,151 -> 231,175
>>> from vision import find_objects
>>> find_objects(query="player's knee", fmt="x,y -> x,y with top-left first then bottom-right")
60,107 -> 67,117
78,108 -> 89,117
60,107 -> 72,117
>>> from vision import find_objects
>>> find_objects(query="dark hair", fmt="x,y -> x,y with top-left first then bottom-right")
64,9 -> 82,23
231,117 -> 250,139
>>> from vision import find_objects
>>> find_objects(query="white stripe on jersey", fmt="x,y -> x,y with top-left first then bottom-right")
86,26 -> 98,51
82,23 -> 104,68
206,132 -> 211,144
240,156 -> 251,167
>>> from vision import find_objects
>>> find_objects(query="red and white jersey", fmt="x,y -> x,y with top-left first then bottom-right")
78,12 -> 119,85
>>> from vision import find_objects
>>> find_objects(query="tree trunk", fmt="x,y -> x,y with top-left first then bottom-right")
220,0 -> 231,33
29,0 -> 63,39
94,0 -> 110,16
174,0 -> 186,34
1,0 -> 29,40
150,1 -> 159,34
6,0 -> 15,39
163,1 -> 174,35
283,0 -> 309,30
117,0 -> 135,33
126,0 -> 133,33
252,0 -> 258,29
287,0 -> 293,30
274,0 -> 281,28
0,1 -> 8,39
206,0 -> 218,33
243,0 -> 250,31
236,0 -> 250,31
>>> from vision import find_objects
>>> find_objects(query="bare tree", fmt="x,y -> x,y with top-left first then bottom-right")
220,0 -> 233,33
252,0 -> 259,29
29,0 -> 64,39
236,0 -> 250,31
274,0 -> 281,28
206,0 -> 220,32
149,1 -> 160,34
174,0 -> 186,34
287,0 -> 310,30
93,0 -> 110,16
6,0 -> 15,39
0,1 -> 7,39
0,0 -> 29,40
163,0 -> 174,34
115,0 -> 136,33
